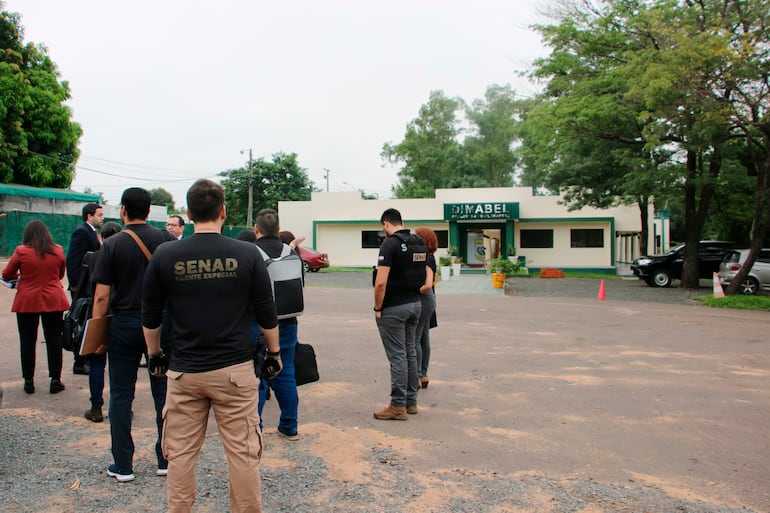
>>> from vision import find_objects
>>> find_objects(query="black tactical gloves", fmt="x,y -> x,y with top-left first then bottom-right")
261,351 -> 283,380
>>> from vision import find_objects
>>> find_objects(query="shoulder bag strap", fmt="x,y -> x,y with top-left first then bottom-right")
123,229 -> 152,261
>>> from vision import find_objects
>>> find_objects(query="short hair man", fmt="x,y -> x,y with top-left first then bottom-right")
66,202 -> 104,375
91,188 -> 175,482
372,208 -> 425,420
253,208 -> 304,440
143,179 -> 281,513
166,215 -> 185,239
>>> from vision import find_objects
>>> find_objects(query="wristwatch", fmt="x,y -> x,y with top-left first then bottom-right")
373,307 -> 382,312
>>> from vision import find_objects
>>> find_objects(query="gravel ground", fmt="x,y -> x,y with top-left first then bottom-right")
0,411 -> 757,513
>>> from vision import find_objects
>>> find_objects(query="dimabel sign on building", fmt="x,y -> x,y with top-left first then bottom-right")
444,202 -> 519,221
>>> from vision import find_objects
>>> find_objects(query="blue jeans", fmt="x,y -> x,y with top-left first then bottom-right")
107,312 -> 167,473
88,352 -> 106,407
375,301 -> 421,408
251,321 -> 299,436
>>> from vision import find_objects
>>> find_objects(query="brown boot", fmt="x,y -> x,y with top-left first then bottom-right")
420,376 -> 429,389
406,404 -> 418,415
373,404 -> 407,420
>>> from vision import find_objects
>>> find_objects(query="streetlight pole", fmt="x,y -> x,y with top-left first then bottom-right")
323,168 -> 330,192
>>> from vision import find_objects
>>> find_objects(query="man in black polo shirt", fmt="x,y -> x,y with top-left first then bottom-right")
142,179 -> 280,513
91,188 -> 175,482
372,208 -> 425,420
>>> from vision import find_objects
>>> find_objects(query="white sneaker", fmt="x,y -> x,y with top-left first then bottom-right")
107,465 -> 135,482
156,468 -> 168,476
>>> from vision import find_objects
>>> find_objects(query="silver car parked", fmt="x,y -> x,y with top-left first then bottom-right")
718,249 -> 770,295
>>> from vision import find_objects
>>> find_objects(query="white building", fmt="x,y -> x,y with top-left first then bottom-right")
279,187 -> 665,273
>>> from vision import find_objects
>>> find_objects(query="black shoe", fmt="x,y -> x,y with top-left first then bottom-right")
84,406 -> 104,422
73,364 -> 89,375
23,379 -> 35,394
50,379 -> 65,394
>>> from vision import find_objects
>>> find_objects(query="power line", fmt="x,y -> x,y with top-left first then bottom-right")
27,150 -> 218,184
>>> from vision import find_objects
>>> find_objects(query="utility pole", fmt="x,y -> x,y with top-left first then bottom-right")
323,168 -> 330,192
247,149 -> 254,227
241,148 -> 254,227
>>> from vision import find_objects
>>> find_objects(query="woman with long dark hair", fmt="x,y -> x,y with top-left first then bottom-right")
2,220 -> 70,394
414,227 -> 438,389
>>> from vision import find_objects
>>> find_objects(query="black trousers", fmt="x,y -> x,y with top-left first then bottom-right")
17,312 -> 64,381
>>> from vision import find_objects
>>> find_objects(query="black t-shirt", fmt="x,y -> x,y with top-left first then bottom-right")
254,235 -> 303,324
142,232 -> 278,373
378,229 -> 422,308
92,224 -> 175,313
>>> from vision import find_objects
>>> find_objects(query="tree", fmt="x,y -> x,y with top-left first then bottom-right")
524,0 -> 770,287
382,90 -> 468,198
520,2 -> 677,255
0,9 -> 82,188
218,152 -> 314,226
464,84 -> 520,188
150,187 -> 175,211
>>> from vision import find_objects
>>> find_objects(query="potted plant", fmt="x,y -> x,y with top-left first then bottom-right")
490,256 -> 519,288
439,256 -> 452,281
506,244 -> 517,264
451,257 -> 462,277
447,245 -> 459,264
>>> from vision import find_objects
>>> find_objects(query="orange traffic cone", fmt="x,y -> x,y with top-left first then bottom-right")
713,272 -> 725,298
597,279 -> 607,301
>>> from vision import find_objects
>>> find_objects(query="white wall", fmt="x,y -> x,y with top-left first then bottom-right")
279,187 -> 656,269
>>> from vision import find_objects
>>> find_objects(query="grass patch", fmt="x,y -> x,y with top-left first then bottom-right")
700,295 -> 770,311
326,266 -> 372,273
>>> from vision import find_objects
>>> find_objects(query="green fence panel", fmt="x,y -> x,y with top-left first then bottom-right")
0,211 -> 83,257
1,212 -> 252,257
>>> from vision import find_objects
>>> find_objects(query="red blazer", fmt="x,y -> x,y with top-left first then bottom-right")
2,245 -> 70,313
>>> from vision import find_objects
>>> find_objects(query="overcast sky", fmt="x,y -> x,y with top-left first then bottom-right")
5,0 -> 549,207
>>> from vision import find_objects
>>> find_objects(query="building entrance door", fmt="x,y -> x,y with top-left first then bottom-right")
458,224 -> 504,267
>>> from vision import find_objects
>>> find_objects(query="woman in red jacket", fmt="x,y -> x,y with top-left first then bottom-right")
2,220 -> 70,394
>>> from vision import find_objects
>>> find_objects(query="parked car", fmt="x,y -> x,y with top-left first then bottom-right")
631,241 -> 732,287
718,248 -> 770,295
296,245 -> 329,272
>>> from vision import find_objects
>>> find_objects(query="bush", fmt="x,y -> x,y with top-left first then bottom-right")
490,257 -> 520,275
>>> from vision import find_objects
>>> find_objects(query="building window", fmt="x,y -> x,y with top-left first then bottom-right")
362,230 -> 386,248
521,229 -> 553,248
435,230 -> 448,248
571,229 -> 604,248
362,229 -> 448,249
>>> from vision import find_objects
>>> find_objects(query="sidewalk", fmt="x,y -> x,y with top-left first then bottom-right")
434,273 -> 504,295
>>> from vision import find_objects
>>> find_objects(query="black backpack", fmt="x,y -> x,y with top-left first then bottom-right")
62,252 -> 96,353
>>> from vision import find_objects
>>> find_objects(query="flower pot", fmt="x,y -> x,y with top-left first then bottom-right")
452,263 -> 461,277
440,266 -> 451,282
491,272 -> 506,288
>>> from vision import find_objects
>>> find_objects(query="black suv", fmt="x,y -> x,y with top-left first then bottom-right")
631,241 -> 732,287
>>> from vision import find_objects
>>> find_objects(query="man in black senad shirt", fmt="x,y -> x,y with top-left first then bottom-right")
91,188 -> 175,483
372,208 -> 424,421
142,179 -> 280,513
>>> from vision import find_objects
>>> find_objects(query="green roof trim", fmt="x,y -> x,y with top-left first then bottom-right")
0,183 -> 100,202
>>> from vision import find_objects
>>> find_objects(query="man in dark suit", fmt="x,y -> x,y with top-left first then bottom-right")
66,202 -> 104,375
